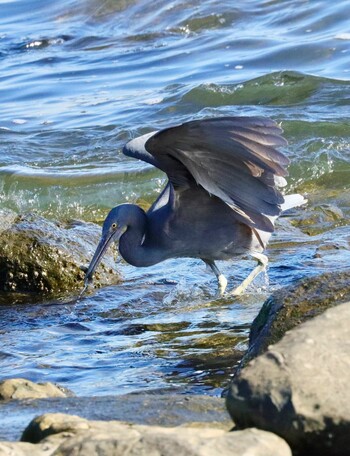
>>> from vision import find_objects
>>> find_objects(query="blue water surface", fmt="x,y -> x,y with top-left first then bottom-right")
0,0 -> 349,396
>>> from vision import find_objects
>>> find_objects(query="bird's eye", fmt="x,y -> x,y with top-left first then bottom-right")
112,223 -> 117,229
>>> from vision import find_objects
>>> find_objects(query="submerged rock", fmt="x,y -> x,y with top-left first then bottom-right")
226,301 -> 350,456
0,393 -> 232,441
0,212 -> 120,296
13,412 -> 291,456
0,379 -> 74,401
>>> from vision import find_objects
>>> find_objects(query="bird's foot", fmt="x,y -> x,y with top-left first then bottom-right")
217,274 -> 228,296
231,282 -> 246,296
231,254 -> 268,296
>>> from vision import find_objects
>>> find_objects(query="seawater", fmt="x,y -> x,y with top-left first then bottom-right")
0,0 -> 349,396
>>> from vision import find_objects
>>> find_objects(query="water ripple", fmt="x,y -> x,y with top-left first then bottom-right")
0,0 -> 349,396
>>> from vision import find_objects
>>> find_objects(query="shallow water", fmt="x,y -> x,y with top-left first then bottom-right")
0,0 -> 349,396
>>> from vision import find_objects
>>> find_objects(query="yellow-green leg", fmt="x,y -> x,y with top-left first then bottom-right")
203,260 -> 228,296
231,253 -> 268,296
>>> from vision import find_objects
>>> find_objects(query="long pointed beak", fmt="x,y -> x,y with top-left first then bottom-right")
84,227 -> 124,286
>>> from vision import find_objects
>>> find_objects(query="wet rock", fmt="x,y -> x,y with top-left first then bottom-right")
243,270 -> 350,365
16,413 -> 291,456
0,379 -> 74,400
0,212 -> 120,296
226,301 -> 350,456
291,202 -> 345,236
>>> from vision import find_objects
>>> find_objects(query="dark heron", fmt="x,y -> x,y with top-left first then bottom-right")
85,116 -> 305,295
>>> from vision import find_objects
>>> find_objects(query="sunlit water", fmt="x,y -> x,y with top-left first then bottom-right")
0,0 -> 349,396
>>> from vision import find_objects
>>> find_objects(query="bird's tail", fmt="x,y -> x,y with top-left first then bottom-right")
281,194 -> 307,212
253,193 -> 307,250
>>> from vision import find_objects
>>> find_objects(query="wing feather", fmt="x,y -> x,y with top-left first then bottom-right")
124,116 -> 290,232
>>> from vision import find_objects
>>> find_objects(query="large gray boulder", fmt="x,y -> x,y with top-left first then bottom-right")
226,301 -> 350,456
0,211 -> 120,296
6,412 -> 291,456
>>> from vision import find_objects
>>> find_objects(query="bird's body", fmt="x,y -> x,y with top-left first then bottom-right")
116,185 -> 255,267
85,116 -> 305,295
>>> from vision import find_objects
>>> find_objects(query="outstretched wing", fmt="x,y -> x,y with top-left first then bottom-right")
123,116 -> 289,232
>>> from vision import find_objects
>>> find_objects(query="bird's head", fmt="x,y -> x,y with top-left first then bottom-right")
84,205 -> 131,285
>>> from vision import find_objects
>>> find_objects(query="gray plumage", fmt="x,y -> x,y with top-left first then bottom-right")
85,116 -> 305,295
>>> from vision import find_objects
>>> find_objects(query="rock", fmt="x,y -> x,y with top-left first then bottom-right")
22,413 -> 90,443
226,301 -> 350,456
0,212 -> 120,296
243,270 -> 350,365
0,379 -> 74,400
291,202 -> 344,236
17,412 -> 291,456
0,441 -> 53,456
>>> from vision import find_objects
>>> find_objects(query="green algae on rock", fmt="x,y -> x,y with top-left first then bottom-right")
0,212 -> 120,296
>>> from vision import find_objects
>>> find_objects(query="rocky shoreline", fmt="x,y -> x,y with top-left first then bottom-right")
1,264 -> 349,455
1,213 -> 349,455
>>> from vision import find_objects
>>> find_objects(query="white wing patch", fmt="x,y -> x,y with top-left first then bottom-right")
126,131 -> 157,156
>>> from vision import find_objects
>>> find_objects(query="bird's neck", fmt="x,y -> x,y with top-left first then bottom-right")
119,208 -> 163,267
